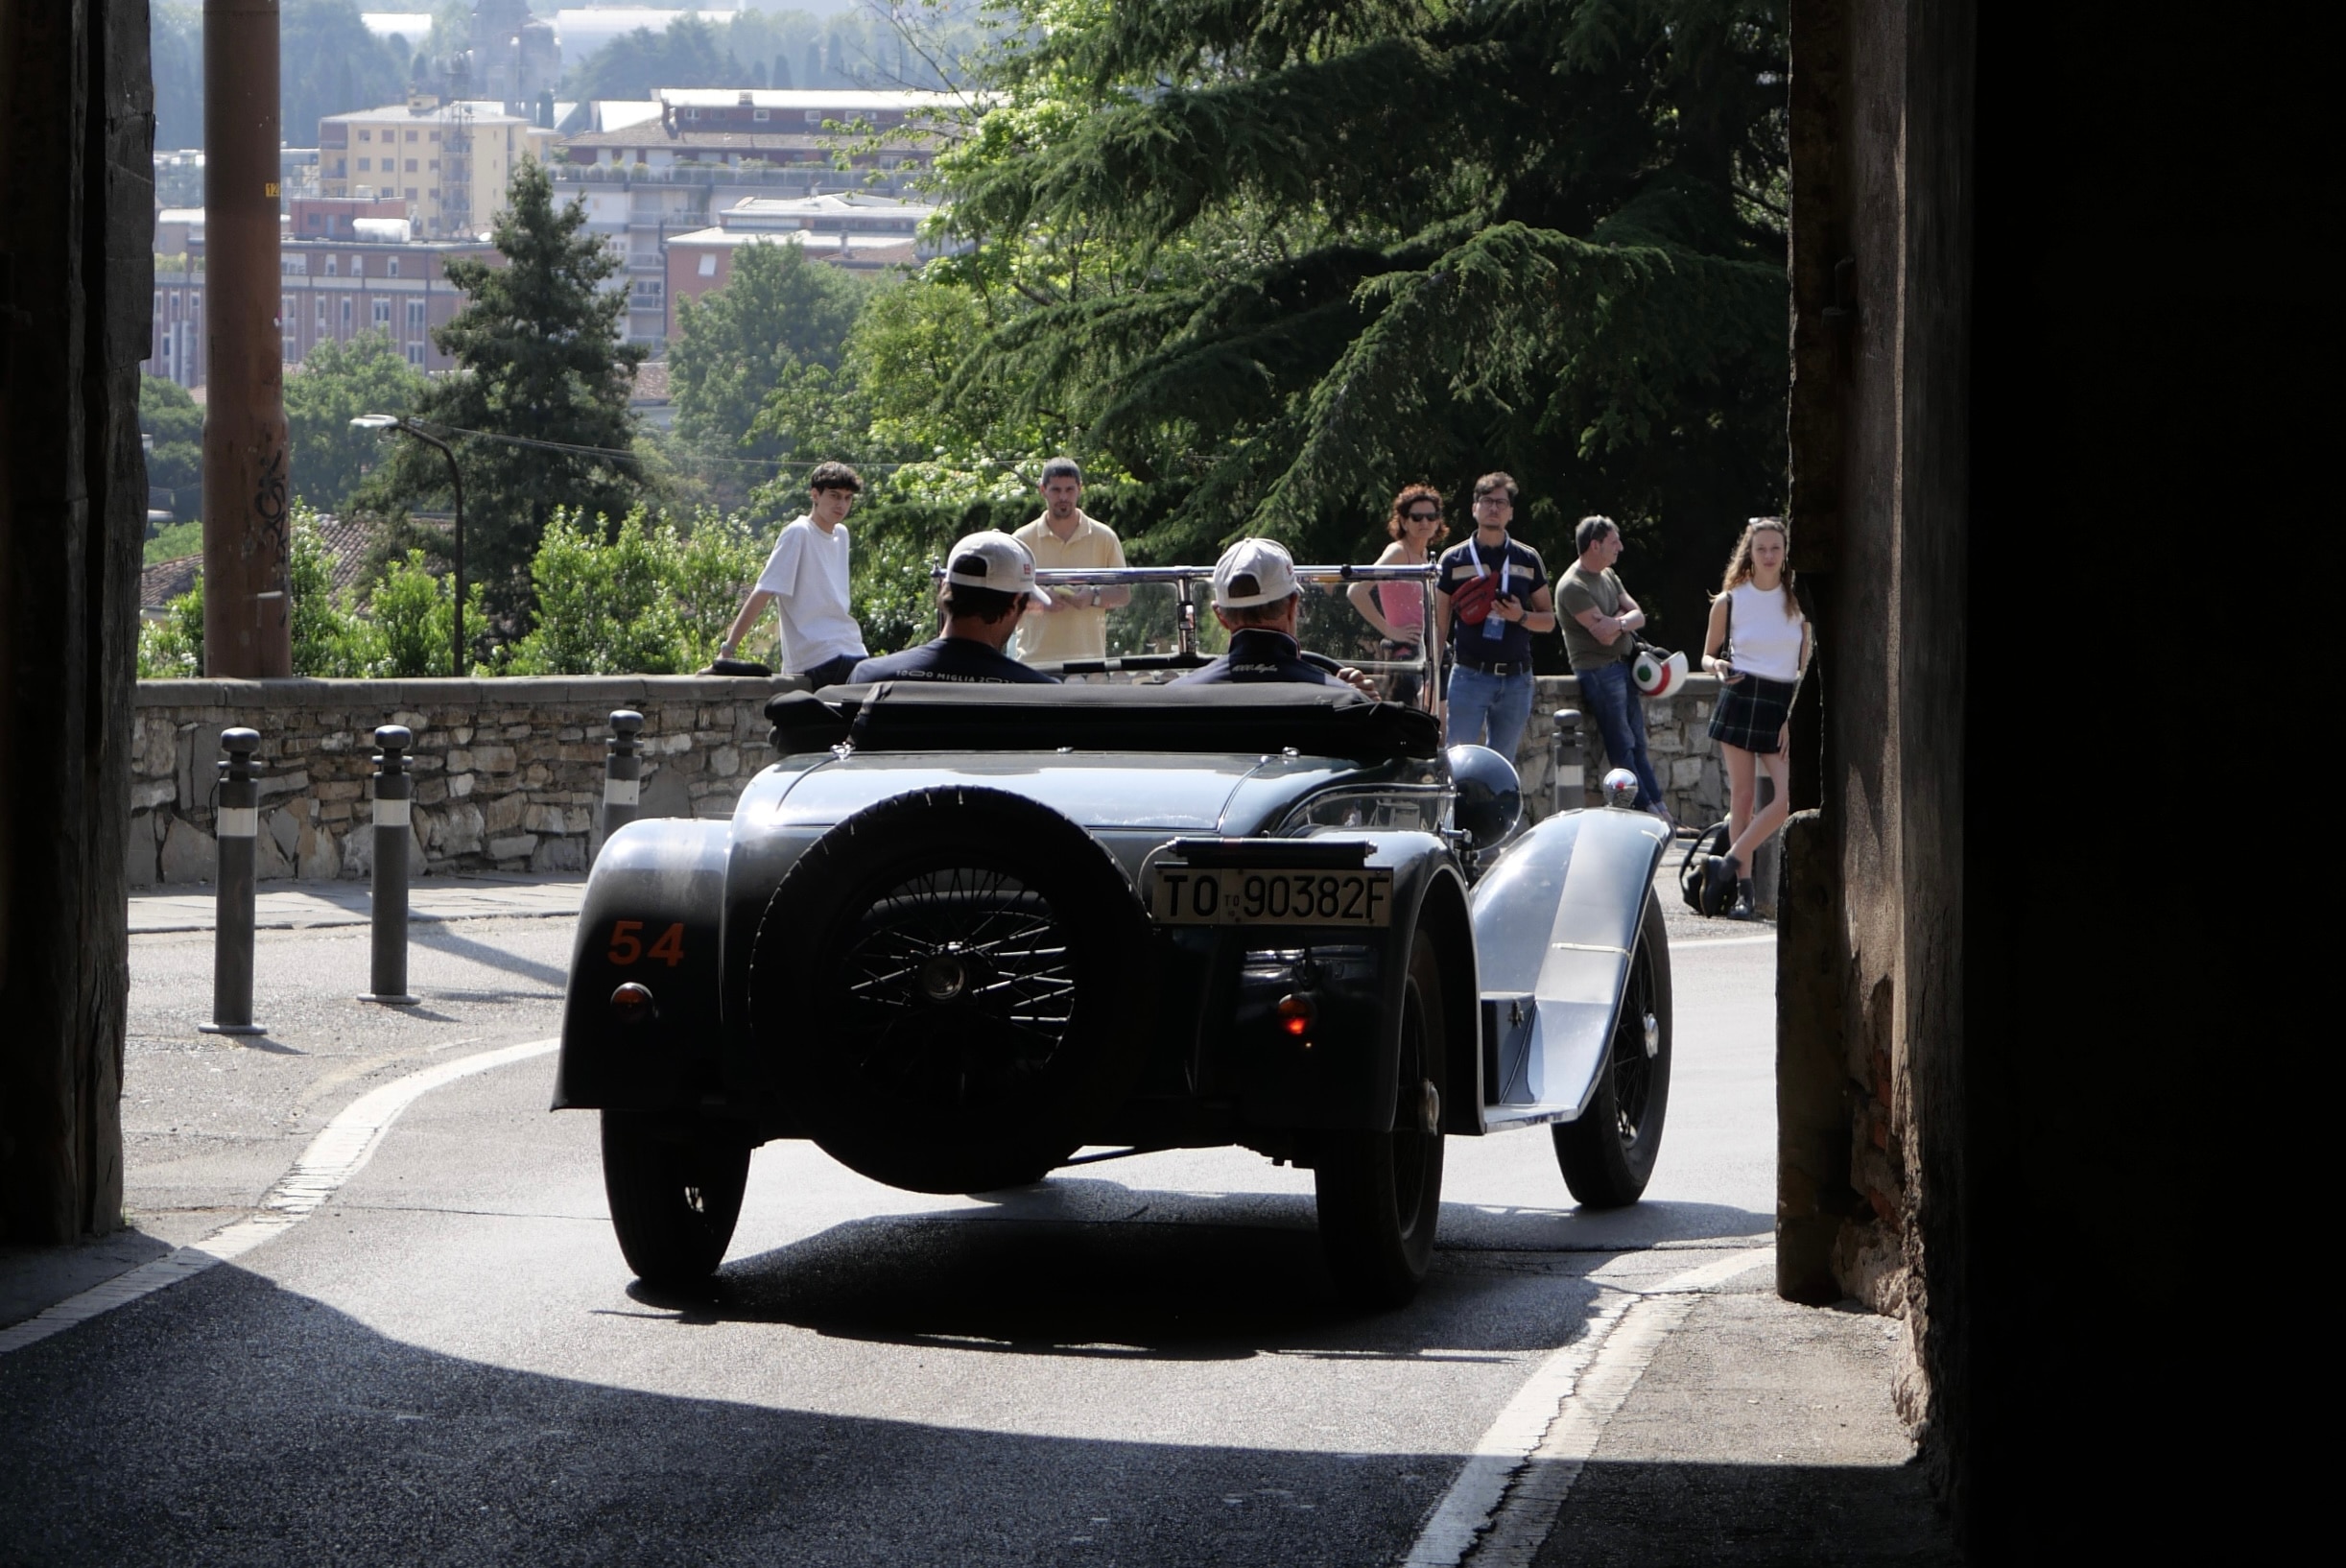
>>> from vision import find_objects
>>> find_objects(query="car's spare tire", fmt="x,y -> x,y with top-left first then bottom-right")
749,786 -> 1152,1193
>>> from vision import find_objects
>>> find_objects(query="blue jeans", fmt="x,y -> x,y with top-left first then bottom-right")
1576,660 -> 1668,811
1446,663 -> 1536,759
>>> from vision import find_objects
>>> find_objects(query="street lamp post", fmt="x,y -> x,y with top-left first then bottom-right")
352,416 -> 466,676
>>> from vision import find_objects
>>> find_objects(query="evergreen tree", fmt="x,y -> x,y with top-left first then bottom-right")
671,242 -> 872,462
936,0 -> 1789,638
565,16 -> 743,101
281,1 -> 408,140
151,0 -> 412,149
367,160 -> 646,625
151,5 -> 201,149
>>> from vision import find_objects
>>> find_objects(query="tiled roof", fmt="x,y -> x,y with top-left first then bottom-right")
668,227 -> 920,256
310,511 -> 381,595
141,515 -> 382,612
558,128 -> 882,153
140,554 -> 201,612
652,88 -> 963,113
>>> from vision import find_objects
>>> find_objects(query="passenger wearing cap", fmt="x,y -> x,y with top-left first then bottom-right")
848,534 -> 1061,685
1173,539 -> 1377,693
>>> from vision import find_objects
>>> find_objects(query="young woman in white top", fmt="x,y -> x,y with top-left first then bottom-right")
1698,517 -> 1811,916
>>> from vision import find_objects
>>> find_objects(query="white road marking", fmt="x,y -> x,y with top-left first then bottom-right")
1646,1247 -> 1775,1293
1671,934 -> 1778,948
1401,1296 -> 1636,1566
1401,1246 -> 1774,1566
0,1036 -> 557,1358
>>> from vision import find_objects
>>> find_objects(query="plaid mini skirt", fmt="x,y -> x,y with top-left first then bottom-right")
1708,674 -> 1798,753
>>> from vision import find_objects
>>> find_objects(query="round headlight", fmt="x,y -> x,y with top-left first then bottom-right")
1446,744 -> 1523,850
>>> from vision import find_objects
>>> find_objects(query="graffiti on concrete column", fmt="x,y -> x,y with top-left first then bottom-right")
251,439 -> 288,562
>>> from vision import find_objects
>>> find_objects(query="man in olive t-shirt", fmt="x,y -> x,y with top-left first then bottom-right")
1556,515 -> 1669,820
1557,552 -> 1637,670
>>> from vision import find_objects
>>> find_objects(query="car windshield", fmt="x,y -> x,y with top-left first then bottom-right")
1004,563 -> 1439,699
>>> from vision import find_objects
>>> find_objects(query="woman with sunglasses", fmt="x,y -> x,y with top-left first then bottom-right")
1346,484 -> 1449,707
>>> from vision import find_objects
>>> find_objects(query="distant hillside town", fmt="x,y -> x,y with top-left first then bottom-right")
146,2 -> 978,388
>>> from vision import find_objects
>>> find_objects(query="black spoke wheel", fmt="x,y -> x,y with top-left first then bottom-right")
752,788 -> 1152,1194
1315,927 -> 1448,1307
1553,890 -> 1673,1207
832,871 -> 1079,1112
601,1112 -> 751,1289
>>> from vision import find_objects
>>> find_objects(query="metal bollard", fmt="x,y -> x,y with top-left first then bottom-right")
1550,707 -> 1584,816
199,728 -> 267,1035
599,710 -> 644,862
359,725 -> 419,1006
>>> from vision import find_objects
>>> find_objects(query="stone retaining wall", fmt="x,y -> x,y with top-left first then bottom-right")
129,677 -> 781,886
1516,674 -> 1733,827
130,672 -> 1740,885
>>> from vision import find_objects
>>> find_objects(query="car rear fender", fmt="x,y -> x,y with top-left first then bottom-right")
552,818 -> 732,1113
1160,834 -> 1480,1135
1466,808 -> 1671,1129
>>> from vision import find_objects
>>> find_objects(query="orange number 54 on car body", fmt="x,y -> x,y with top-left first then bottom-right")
608,920 -> 686,966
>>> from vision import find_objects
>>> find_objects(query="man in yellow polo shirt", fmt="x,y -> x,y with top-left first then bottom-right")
1011,457 -> 1129,664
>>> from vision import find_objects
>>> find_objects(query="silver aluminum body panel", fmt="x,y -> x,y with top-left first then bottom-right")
1465,807 -> 1671,1131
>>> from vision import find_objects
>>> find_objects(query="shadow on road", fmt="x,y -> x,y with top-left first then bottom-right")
0,1259 -> 1953,1567
408,923 -> 569,992
618,1189 -> 1765,1363
0,1262 -> 1458,1566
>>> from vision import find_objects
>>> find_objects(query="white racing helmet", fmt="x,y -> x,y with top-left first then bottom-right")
1631,646 -> 1689,697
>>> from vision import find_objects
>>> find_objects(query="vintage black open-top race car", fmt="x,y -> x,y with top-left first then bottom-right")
555,564 -> 1673,1306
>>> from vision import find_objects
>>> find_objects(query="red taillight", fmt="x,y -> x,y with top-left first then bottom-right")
1276,992 -> 1315,1040
610,982 -> 656,1024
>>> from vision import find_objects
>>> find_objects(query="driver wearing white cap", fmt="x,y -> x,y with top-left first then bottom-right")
848,533 -> 1061,685
1174,539 -> 1376,693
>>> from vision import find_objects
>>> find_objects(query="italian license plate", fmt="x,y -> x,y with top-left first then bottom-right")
1152,866 -> 1393,927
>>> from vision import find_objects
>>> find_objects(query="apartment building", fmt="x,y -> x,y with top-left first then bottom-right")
318,96 -> 557,240
665,193 -> 941,333
553,86 -> 962,345
146,234 -> 500,390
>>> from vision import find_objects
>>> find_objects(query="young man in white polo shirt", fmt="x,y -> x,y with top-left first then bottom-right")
718,461 -> 867,687
1010,457 -> 1129,665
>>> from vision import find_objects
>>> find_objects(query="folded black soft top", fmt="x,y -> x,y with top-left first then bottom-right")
766,681 -> 1442,762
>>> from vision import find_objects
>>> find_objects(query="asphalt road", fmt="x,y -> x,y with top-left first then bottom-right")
1,914 -> 1778,1567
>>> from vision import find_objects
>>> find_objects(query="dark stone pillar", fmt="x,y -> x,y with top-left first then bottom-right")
0,0 -> 150,1241
1775,808 -> 1848,1303
1788,0 -> 2305,1554
1783,0 -> 1975,1526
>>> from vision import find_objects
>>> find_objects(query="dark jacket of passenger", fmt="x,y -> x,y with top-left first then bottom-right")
1173,628 -> 1335,686
849,637 -> 1058,685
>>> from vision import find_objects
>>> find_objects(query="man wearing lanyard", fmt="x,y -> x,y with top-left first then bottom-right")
1433,471 -> 1556,757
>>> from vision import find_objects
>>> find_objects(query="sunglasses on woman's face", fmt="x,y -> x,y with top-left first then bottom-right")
1405,511 -> 1441,523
